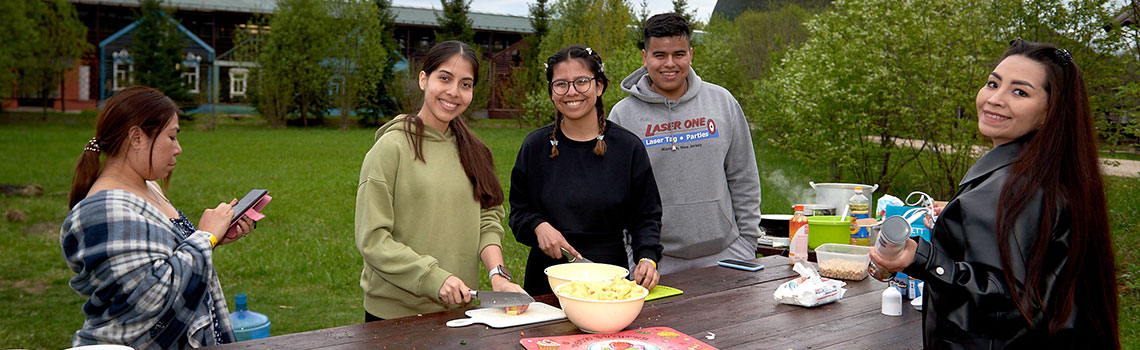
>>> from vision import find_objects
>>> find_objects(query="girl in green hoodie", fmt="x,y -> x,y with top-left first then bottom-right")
354,41 -> 528,321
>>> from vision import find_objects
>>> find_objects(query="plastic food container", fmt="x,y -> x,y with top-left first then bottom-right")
815,243 -> 871,281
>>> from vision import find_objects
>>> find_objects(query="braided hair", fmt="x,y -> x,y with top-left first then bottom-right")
545,45 -> 609,158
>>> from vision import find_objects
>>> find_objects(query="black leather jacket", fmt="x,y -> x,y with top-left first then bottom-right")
903,139 -> 1095,349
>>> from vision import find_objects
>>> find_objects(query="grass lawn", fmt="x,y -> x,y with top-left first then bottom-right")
1,112 -> 1136,348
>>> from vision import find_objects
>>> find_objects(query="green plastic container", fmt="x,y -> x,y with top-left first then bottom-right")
807,216 -> 851,250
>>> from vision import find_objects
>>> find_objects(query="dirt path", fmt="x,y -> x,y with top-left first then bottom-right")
866,136 -> 1139,178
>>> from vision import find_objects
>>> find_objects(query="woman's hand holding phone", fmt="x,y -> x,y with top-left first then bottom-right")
219,216 -> 254,246
199,200 -> 235,245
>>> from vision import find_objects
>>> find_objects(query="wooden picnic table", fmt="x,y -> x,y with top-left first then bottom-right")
204,255 -> 922,349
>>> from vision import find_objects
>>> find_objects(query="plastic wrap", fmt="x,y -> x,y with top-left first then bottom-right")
774,262 -> 847,307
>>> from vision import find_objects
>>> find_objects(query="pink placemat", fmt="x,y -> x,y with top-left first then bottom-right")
519,327 -> 717,350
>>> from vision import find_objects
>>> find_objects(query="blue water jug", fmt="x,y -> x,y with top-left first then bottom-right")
229,294 -> 270,341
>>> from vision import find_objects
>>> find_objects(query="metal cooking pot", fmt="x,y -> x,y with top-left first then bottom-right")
759,214 -> 792,237
809,182 -> 879,215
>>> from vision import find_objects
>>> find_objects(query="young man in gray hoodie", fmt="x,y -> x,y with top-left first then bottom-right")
609,13 -> 762,274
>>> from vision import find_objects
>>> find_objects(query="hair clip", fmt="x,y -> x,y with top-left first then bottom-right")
599,62 -> 605,73
585,47 -> 593,55
596,134 -> 605,141
543,62 -> 549,69
1054,48 -> 1072,66
84,137 -> 101,153
550,140 -> 559,147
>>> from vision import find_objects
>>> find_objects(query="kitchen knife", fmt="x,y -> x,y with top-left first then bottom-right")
561,247 -> 593,263
470,290 -> 534,308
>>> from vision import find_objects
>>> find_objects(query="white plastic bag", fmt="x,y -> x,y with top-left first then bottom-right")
774,262 -> 847,308
876,194 -> 904,220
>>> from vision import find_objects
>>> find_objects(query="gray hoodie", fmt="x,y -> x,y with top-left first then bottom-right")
609,66 -> 762,260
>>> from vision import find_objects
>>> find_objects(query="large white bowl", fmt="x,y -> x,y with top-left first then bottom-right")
553,281 -> 648,334
543,263 -> 629,292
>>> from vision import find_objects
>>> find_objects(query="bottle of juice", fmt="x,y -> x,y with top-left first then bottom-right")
849,187 -> 871,246
788,205 -> 809,264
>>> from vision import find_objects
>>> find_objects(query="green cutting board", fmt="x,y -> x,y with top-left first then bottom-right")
645,285 -> 683,301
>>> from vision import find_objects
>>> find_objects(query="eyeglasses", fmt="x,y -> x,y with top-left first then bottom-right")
551,77 -> 595,95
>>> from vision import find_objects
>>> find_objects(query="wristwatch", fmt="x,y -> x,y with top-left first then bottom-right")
489,264 -> 512,281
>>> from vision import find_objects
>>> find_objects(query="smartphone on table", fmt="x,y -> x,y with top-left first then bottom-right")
718,259 -> 766,271
230,189 -> 269,225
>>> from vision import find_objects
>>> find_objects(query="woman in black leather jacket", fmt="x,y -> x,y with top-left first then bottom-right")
871,40 -> 1119,349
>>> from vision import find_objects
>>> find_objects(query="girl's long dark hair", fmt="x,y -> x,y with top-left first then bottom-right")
68,86 -> 179,208
404,40 -> 503,209
545,45 -> 609,158
994,40 -> 1117,347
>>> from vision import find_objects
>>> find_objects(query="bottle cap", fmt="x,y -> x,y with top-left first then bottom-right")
794,204 -> 804,211
881,287 -> 902,316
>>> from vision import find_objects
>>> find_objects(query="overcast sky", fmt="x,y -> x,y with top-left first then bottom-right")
392,0 -> 718,23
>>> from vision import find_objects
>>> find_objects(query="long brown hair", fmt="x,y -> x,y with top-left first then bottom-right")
68,86 -> 180,208
545,45 -> 610,158
403,40 -> 503,208
994,40 -> 1117,347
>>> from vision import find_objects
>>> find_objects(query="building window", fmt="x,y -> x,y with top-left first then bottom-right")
112,49 -> 133,91
182,53 -> 202,94
229,68 -> 249,97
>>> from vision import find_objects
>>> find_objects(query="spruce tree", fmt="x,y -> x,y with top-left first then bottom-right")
672,0 -> 696,25
134,0 -> 189,105
434,0 -> 475,44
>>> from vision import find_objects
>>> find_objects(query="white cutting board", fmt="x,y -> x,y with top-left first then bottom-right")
445,302 -> 565,328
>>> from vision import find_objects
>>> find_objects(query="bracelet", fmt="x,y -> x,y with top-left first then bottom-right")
209,234 -> 218,247
639,258 -> 657,269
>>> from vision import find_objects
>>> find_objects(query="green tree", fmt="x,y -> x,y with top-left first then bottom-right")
530,0 -> 551,39
754,0 -> 1125,197
260,0 -> 334,127
535,0 -> 638,118
505,0 -> 552,127
133,0 -> 189,105
435,0 -> 475,44
635,0 -> 650,45
328,0 -> 389,129
697,5 -> 812,94
0,1 -> 38,108
672,0 -> 696,25
754,0 -> 1004,196
16,0 -> 89,116
357,0 -> 402,125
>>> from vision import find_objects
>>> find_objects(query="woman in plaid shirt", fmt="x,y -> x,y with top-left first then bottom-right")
61,86 -> 255,349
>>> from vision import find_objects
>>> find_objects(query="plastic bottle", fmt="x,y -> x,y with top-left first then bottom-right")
229,293 -> 271,341
788,205 -> 810,264
848,187 -> 871,246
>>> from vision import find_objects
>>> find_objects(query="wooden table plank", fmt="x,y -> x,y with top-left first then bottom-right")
203,256 -> 922,350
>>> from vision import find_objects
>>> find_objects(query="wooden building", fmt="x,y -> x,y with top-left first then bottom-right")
6,0 -> 532,117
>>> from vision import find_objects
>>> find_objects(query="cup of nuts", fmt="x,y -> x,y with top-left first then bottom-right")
814,243 -> 871,281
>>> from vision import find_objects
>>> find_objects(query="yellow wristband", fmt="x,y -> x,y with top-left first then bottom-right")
208,234 -> 218,247
639,258 -> 657,269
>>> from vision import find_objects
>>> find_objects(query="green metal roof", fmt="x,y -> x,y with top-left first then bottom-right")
70,0 -> 533,33
393,6 -> 532,33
